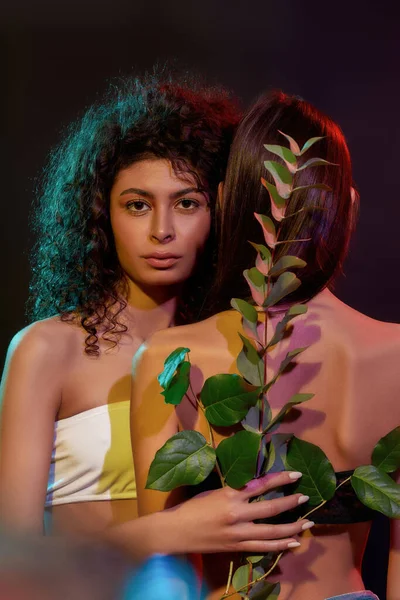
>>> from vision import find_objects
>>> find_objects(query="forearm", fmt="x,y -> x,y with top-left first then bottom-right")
103,509 -> 184,563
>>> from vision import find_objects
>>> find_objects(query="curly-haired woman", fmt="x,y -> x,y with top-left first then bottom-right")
0,75 -> 310,563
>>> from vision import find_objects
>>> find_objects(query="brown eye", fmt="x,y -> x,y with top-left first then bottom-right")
126,200 -> 150,214
177,199 -> 199,210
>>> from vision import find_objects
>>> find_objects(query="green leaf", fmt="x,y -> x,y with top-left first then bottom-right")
265,433 -> 292,474
264,272 -> 301,308
351,465 -> 400,518
161,360 -> 191,405
261,178 -> 286,222
242,395 -> 272,434
231,298 -> 258,323
250,581 -> 281,600
146,431 -> 216,491
244,267 -> 266,307
297,157 -> 335,171
264,144 -> 297,178
287,303 -> 308,317
237,334 -> 264,386
232,563 -> 250,593
161,358 -> 190,404
286,437 -> 336,505
263,393 -> 314,433
371,427 -> 400,473
258,434 -> 293,502
216,430 -> 261,488
231,297 -> 260,341
254,214 -> 277,249
264,143 -> 296,165
299,136 -> 324,155
201,373 -> 260,427
264,160 -> 293,198
278,130 -> 300,155
232,563 -> 264,596
260,179 -> 286,208
269,256 -> 306,278
157,347 -> 189,388
250,242 -> 272,276
263,436 -> 276,472
268,304 -> 307,348
277,346 -> 308,376
246,555 -> 264,564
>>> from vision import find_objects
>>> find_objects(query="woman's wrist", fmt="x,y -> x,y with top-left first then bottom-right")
146,508 -> 185,556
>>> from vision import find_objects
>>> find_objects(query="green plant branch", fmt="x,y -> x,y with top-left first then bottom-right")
256,217 -> 284,477
221,551 -> 283,598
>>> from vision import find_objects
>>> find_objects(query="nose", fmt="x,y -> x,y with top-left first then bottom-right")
150,209 -> 175,244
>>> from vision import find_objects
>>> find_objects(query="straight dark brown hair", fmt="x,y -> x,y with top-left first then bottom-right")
208,90 -> 358,313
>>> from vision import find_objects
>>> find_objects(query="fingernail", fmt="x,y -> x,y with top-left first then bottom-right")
287,541 -> 301,548
302,521 -> 315,531
297,495 -> 309,505
288,471 -> 303,480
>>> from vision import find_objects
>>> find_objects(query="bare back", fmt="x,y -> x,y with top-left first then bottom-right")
133,289 -> 400,599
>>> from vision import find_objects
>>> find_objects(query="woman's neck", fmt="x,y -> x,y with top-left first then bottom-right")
123,279 -> 179,341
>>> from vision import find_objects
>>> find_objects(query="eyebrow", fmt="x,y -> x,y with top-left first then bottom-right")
119,187 -> 205,199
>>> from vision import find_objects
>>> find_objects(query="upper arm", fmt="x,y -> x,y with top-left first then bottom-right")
0,325 -> 64,531
130,340 -> 180,517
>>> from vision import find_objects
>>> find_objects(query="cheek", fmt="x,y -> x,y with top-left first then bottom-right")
180,213 -> 211,252
111,214 -> 143,256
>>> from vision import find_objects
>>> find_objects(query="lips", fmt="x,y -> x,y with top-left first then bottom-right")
142,252 -> 182,269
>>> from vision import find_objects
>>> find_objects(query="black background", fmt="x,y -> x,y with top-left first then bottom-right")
1,1 -> 399,596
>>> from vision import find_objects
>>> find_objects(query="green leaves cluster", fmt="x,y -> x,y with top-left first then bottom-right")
146,133 -> 400,600
351,427 -> 400,518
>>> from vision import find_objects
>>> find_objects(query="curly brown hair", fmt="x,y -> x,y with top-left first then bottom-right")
28,72 -> 241,355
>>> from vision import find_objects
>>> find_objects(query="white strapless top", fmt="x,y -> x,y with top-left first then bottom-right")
46,401 -> 136,506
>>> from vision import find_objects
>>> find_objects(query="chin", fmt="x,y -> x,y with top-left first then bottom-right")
141,270 -> 191,288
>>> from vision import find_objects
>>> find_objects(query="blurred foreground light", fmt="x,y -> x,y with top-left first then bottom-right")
121,554 -> 206,600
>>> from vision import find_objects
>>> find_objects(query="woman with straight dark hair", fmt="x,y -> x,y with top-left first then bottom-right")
131,91 -> 400,599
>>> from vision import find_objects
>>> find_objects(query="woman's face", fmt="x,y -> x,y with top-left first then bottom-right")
110,158 -> 211,290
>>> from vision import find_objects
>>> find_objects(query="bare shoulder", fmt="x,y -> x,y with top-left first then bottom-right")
147,311 -> 238,353
3,316 -> 82,375
0,318 -> 85,427
312,290 -> 400,348
132,312 -> 234,383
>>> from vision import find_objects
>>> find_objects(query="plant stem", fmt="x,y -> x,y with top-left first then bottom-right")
256,219 -> 283,476
297,475 -> 352,521
224,560 -> 234,595
207,418 -> 225,486
188,380 -> 226,488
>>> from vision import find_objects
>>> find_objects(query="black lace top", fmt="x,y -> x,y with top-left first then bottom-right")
310,470 -> 376,525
